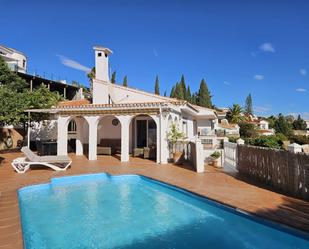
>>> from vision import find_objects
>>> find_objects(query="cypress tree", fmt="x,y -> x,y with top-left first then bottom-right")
170,86 -> 175,98
154,75 -> 160,95
186,85 -> 191,102
123,76 -> 128,87
244,93 -> 253,115
111,71 -> 116,84
197,79 -> 212,108
164,91 -> 167,97
175,82 -> 184,99
180,75 -> 187,100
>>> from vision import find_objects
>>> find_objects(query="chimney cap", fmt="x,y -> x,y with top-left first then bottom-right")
93,46 -> 113,55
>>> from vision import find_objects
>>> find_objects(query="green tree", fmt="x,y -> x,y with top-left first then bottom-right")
170,86 -> 175,98
293,115 -> 307,130
123,75 -> 128,87
186,86 -> 191,102
267,115 -> 277,129
164,91 -> 167,97
197,79 -> 212,108
0,56 -> 27,91
179,75 -> 187,100
0,57 -> 62,127
154,75 -> 160,95
111,71 -> 116,84
191,93 -> 197,105
244,93 -> 253,115
239,122 -> 256,138
274,113 -> 292,136
86,67 -> 95,96
175,82 -> 184,99
227,104 -> 244,124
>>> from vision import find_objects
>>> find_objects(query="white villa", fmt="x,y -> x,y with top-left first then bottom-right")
28,46 -> 224,169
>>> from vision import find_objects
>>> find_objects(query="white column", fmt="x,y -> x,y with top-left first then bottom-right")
84,116 -> 99,160
75,118 -> 84,156
118,116 -> 131,162
159,114 -> 169,164
195,139 -> 204,173
57,116 -> 70,156
150,115 -> 160,164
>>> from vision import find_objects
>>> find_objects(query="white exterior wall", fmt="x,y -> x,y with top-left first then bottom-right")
0,45 -> 27,73
196,119 -> 213,135
92,80 -> 171,105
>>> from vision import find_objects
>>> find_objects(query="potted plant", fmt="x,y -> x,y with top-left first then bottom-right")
210,151 -> 221,167
167,123 -> 185,164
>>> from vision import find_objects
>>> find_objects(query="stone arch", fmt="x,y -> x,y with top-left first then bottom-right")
97,115 -> 122,157
66,116 -> 89,156
129,114 -> 158,162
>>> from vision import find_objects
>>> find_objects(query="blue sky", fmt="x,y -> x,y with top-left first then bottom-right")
1,0 -> 309,118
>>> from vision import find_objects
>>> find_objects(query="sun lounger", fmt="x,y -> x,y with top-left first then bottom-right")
11,147 -> 72,173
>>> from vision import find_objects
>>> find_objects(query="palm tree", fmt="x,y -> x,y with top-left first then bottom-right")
227,104 -> 244,124
87,67 -> 95,96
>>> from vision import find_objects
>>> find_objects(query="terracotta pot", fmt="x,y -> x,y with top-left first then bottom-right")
173,152 -> 183,164
212,160 -> 218,167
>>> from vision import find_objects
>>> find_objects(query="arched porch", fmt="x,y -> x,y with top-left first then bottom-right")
129,114 -> 159,163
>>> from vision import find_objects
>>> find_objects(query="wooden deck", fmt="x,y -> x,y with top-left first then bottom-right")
0,152 -> 309,248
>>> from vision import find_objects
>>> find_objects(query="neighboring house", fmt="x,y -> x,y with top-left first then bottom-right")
246,116 -> 275,136
27,45 -> 223,165
0,44 -> 27,73
0,44 -> 84,151
217,119 -> 240,138
306,120 -> 309,130
0,44 -> 83,100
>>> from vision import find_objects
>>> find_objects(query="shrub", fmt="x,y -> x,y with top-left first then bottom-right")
289,135 -> 309,145
239,122 -> 257,138
210,151 -> 221,159
243,135 -> 285,149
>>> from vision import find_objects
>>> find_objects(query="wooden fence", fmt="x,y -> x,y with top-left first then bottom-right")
237,145 -> 309,200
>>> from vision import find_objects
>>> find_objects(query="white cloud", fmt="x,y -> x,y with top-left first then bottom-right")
259,42 -> 275,53
223,81 -> 230,85
153,49 -> 159,57
300,68 -> 307,76
296,88 -> 307,92
56,54 -> 91,72
254,74 -> 264,80
254,105 -> 271,113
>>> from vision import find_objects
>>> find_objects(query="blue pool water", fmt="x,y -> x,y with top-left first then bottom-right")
19,174 -> 309,249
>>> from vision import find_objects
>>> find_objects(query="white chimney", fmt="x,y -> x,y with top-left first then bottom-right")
93,46 -> 113,81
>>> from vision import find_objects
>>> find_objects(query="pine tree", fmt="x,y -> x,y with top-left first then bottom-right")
175,82 -> 184,99
111,71 -> 116,84
123,76 -> 128,87
244,93 -> 253,115
180,75 -> 187,100
191,93 -> 197,104
293,115 -> 307,130
197,79 -> 212,108
170,86 -> 175,98
186,86 -> 191,102
164,91 -> 167,97
154,75 -> 160,95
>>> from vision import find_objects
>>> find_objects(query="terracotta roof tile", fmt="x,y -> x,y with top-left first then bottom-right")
57,99 -> 91,107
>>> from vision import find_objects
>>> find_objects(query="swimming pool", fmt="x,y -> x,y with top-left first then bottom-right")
18,173 -> 309,249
